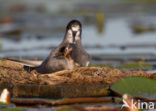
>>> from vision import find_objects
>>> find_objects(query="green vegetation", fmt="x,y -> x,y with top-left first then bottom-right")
89,64 -> 113,68
125,0 -> 156,3
132,25 -> 156,34
89,62 -> 153,69
111,77 -> 156,98
0,102 -> 12,107
0,39 -> 2,49
96,12 -> 105,34
55,106 -> 77,111
0,102 -> 21,111
1,108 -> 25,111
116,61 -> 153,69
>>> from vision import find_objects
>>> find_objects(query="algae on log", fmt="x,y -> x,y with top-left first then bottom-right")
0,84 -> 109,98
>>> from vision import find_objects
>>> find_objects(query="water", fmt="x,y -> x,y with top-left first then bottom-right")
1,17 -> 156,60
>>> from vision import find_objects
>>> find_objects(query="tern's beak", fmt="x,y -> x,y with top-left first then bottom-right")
64,48 -> 72,57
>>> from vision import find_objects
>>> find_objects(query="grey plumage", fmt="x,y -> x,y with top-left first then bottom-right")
25,20 -> 90,74
71,40 -> 90,67
25,43 -> 75,74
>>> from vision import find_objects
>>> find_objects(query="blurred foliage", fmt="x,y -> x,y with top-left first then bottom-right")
0,39 -> 2,49
1,108 -> 25,111
55,106 -> 76,111
125,0 -> 156,3
96,12 -> 105,34
0,102 -> 12,107
116,61 -> 153,69
132,25 -> 156,34
89,61 -> 153,69
0,102 -> 19,111
89,64 -> 113,68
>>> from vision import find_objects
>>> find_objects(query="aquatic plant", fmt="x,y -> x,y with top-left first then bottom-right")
0,39 -> 2,49
90,62 -> 153,69
111,76 -> 156,98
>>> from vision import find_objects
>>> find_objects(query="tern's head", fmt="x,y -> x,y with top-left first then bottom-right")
67,20 -> 81,32
65,20 -> 82,43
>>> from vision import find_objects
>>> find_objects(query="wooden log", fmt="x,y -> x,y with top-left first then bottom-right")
2,84 -> 109,98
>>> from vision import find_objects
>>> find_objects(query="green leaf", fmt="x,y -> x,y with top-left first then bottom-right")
0,102 -> 14,107
55,106 -> 77,111
1,107 -> 25,111
111,77 -> 156,99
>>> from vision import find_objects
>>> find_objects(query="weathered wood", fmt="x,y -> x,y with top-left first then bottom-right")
11,97 -> 112,106
0,84 -> 109,98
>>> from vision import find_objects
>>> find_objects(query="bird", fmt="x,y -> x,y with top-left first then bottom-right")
32,20 -> 90,73
4,20 -> 90,74
67,20 -> 90,67
24,44 -> 79,74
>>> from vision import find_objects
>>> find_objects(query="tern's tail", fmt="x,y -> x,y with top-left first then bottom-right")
24,65 -> 35,72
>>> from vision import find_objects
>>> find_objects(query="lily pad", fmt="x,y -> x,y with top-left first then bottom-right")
0,102 -> 13,107
0,102 -> 16,111
55,106 -> 77,111
1,107 -> 25,111
111,76 -> 156,99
